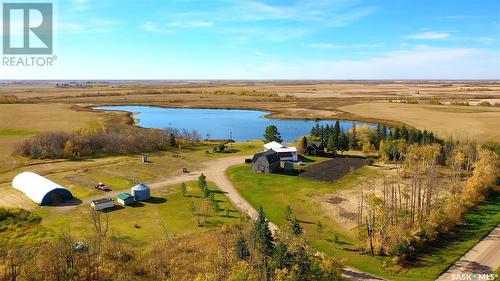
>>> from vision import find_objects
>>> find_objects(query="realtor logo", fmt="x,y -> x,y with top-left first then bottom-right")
2,2 -> 53,54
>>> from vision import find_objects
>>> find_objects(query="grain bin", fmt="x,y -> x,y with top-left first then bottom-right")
131,183 -> 151,201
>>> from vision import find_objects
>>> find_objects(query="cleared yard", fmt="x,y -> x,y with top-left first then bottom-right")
40,181 -> 241,246
340,102 -> 500,142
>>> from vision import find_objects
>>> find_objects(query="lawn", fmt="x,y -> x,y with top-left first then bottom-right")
227,164 -> 500,281
227,163 -> 380,242
40,181 -> 241,246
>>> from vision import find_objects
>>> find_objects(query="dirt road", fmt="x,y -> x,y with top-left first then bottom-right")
437,225 -> 500,280
38,154 -> 382,280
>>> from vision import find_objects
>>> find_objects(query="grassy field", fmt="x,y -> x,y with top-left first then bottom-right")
0,103 -> 112,173
39,181 -> 241,246
227,164 -> 500,281
340,102 -> 500,142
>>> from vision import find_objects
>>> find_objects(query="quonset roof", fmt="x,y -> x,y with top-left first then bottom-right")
12,172 -> 73,205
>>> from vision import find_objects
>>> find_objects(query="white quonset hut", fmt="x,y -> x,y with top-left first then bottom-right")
12,172 -> 73,206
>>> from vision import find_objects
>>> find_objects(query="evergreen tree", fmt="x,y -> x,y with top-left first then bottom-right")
264,125 -> 282,143
198,173 -> 207,191
291,217 -> 303,236
350,123 -> 358,150
272,241 -> 290,270
339,132 -> 349,153
327,134 -> 336,153
333,121 -> 341,143
251,207 -> 274,257
235,236 -> 250,260
169,133 -> 177,147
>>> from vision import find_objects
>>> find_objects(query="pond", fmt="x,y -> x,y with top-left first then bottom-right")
95,106 -> 368,142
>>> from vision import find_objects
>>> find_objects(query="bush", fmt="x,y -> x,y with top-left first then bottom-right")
367,158 -> 375,166
15,126 -> 201,159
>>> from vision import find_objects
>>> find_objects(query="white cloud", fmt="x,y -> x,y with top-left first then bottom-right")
58,18 -> 120,33
71,0 -> 89,11
166,21 -> 213,28
307,42 -> 383,49
408,31 -> 451,39
141,1 -> 376,40
237,46 -> 499,80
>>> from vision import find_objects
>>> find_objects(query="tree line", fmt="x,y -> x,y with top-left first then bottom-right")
14,126 -> 202,159
355,141 -> 498,266
309,122 -> 439,155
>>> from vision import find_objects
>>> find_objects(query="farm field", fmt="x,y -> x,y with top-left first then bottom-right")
0,103 -> 115,173
340,102 -> 500,142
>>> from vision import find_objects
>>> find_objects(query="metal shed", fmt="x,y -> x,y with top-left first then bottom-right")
131,183 -> 151,201
117,193 -> 135,206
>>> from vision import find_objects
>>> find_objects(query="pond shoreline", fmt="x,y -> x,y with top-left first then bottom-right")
93,105 -> 374,142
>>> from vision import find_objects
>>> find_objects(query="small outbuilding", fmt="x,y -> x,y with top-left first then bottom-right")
12,172 -> 73,205
252,150 -> 280,173
91,198 -> 114,211
304,141 -> 325,156
131,183 -> 151,201
117,193 -> 135,206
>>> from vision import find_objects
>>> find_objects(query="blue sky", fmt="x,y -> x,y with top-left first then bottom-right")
2,0 -> 500,79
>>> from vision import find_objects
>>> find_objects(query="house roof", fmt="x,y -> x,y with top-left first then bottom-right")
117,193 -> 134,200
92,198 -> 113,205
263,141 -> 297,153
306,141 -> 323,149
272,146 -> 298,153
252,150 -> 280,164
263,141 -> 285,150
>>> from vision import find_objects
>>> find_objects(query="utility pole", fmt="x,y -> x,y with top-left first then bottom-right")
229,129 -> 233,147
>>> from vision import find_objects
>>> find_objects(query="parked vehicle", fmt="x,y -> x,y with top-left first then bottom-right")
95,182 -> 110,191
182,167 -> 190,173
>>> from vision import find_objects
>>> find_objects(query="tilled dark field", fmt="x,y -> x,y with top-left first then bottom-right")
300,156 -> 366,182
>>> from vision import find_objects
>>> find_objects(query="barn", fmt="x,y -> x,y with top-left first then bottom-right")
12,172 -> 73,205
251,150 -> 280,173
131,183 -> 151,201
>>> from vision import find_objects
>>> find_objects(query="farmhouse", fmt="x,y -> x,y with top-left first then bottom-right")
252,150 -> 280,173
304,141 -> 325,156
12,172 -> 73,206
263,141 -> 298,161
131,183 -> 151,201
91,198 -> 114,211
117,193 -> 135,206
